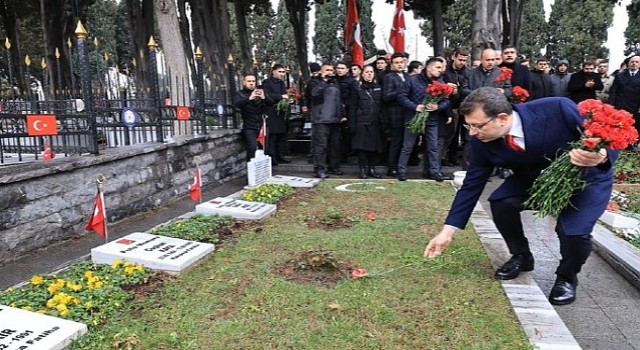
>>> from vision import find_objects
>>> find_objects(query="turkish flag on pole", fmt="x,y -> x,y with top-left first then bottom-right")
42,143 -> 55,161
389,0 -> 406,53
257,119 -> 266,149
345,0 -> 364,66
190,168 -> 202,202
86,190 -> 106,238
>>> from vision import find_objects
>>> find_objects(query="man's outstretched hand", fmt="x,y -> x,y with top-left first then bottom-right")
423,226 -> 456,258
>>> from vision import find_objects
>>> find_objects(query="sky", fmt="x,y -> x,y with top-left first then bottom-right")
271,0 -> 631,71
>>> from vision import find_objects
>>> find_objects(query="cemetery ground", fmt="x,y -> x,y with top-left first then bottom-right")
68,180 -> 531,349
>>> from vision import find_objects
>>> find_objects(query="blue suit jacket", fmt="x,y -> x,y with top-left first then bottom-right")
445,97 -> 617,235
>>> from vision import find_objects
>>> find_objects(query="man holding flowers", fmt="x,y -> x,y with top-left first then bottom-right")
424,87 -> 636,306
396,56 -> 452,181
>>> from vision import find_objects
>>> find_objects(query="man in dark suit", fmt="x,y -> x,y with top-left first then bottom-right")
233,73 -> 273,160
608,55 -> 640,136
382,53 -> 410,176
424,87 -> 617,306
262,64 -> 291,165
567,60 -> 603,104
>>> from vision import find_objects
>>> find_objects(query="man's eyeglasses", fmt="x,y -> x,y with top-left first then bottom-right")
463,117 -> 496,131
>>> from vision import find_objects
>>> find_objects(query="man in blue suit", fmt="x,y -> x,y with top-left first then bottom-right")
424,87 -> 617,305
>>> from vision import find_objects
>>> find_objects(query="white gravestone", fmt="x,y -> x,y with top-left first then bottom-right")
91,232 -> 215,274
266,175 -> 320,188
195,197 -> 276,220
247,150 -> 272,187
0,304 -> 87,350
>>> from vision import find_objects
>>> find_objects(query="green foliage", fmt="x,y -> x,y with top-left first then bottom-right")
519,0 -> 547,60
264,0 -> 299,75
242,183 -> 295,204
151,214 -> 234,244
625,0 -> 640,55
546,0 -> 614,69
0,260 -> 151,328
420,0 -> 472,55
315,1 -> 343,62
615,150 -> 640,183
249,4 -> 277,80
357,0 -> 377,58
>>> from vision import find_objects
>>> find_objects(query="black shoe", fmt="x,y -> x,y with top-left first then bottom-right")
398,173 -> 407,181
313,170 -> 329,179
368,167 -> 382,179
494,254 -> 534,280
427,172 -> 452,182
549,278 -> 577,305
422,171 -> 430,179
387,169 -> 398,177
328,168 -> 344,175
277,157 -> 292,164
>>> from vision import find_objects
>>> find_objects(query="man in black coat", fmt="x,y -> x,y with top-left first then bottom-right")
233,73 -> 273,160
382,53 -> 410,176
499,46 -> 532,95
262,64 -> 291,165
529,59 -> 553,101
335,61 -> 355,165
442,48 -> 470,166
608,55 -> 640,135
567,60 -> 603,104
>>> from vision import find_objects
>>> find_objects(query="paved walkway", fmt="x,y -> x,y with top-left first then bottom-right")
1,156 -> 639,349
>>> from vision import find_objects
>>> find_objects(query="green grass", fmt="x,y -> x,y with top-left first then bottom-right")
70,180 -> 530,350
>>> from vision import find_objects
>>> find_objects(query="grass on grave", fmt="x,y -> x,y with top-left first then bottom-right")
70,180 -> 531,350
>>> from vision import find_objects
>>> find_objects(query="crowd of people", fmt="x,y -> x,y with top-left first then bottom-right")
233,47 -> 640,181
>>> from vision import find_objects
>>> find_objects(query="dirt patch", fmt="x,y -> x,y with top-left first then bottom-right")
305,216 -> 355,230
273,249 -> 354,288
125,273 -> 172,300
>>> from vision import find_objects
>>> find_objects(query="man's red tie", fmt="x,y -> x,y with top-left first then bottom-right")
505,135 -> 525,152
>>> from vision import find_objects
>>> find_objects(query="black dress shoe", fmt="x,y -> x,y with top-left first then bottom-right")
398,173 -> 407,181
277,158 -> 292,164
313,170 -> 329,179
494,254 -> 535,280
549,278 -> 577,305
427,172 -> 452,182
387,169 -> 398,177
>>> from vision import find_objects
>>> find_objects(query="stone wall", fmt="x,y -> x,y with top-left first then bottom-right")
0,130 -> 246,263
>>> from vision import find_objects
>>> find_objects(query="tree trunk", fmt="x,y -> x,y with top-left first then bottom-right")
431,0 -> 444,57
471,0 -> 502,59
233,0 -> 252,72
125,0 -> 155,99
154,0 -> 189,103
284,0 -> 309,82
177,0 -> 196,91
501,0 -> 524,47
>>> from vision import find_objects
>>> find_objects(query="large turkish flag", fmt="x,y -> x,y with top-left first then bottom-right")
26,115 -> 58,136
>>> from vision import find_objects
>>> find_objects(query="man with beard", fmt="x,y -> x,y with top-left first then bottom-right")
499,45 -> 532,97
233,73 -> 273,160
568,60 -> 603,104
442,48 -> 469,166
262,64 -> 291,165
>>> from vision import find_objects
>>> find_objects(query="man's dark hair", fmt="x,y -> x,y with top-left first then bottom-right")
271,64 -> 285,72
453,48 -> 469,57
502,45 -> 517,53
408,60 -> 422,72
335,60 -> 348,68
536,58 -> 547,64
242,72 -> 256,79
390,52 -> 405,61
425,56 -> 445,67
376,49 -> 387,56
375,56 -> 388,63
459,87 -> 513,119
583,60 -> 596,67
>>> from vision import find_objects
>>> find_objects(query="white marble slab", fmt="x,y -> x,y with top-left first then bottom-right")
247,151 -> 272,187
0,304 -> 87,350
599,210 -> 640,229
91,232 -> 215,274
195,197 -> 276,220
266,175 -> 320,188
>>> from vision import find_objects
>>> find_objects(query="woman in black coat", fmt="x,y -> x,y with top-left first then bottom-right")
349,65 -> 383,178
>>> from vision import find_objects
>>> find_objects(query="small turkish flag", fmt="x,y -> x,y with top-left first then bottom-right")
42,143 -> 55,161
176,106 -> 190,120
190,168 -> 202,202
26,115 -> 58,136
257,119 -> 266,148
86,190 -> 106,238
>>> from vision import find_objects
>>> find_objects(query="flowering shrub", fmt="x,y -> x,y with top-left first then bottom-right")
276,87 -> 302,114
0,260 -> 151,327
407,81 -> 455,134
151,214 -> 233,244
242,183 -> 295,204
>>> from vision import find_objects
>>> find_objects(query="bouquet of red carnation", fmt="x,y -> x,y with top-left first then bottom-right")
495,67 -> 512,88
407,81 -> 455,134
276,87 -> 302,113
510,86 -> 529,104
525,99 -> 639,218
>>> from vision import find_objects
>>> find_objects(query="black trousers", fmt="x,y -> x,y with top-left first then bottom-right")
267,133 -> 287,161
490,196 -> 591,283
242,129 -> 259,161
312,123 -> 341,171
386,126 -> 404,169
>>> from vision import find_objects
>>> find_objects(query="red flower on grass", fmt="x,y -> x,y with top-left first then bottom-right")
351,268 -> 368,280
367,211 -> 377,221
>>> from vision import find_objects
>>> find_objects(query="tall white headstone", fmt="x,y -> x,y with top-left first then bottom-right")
0,304 -> 87,350
247,150 -> 272,187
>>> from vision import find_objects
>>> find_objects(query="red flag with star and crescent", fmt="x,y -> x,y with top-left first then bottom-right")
345,0 -> 364,66
189,168 -> 202,202
42,143 -> 55,161
26,115 -> 58,136
257,119 -> 266,148
86,189 -> 106,238
389,0 -> 406,53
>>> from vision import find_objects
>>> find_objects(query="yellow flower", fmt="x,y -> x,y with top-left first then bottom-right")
123,261 -> 132,268
30,275 -> 44,285
5,287 -> 13,293
112,259 -> 122,269
134,265 -> 144,272
125,266 -> 135,275
10,302 -> 16,307
84,271 -> 94,279
46,298 -> 56,308
56,304 -> 68,313
47,283 -> 61,294
85,301 -> 94,308
21,306 -> 32,311
36,310 -> 46,314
